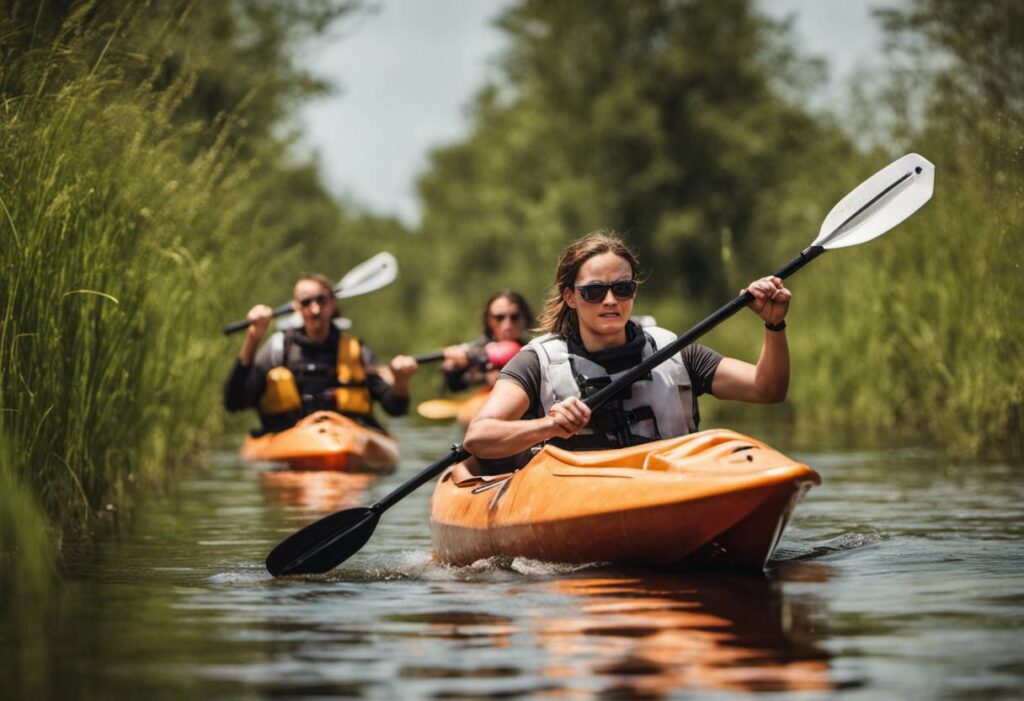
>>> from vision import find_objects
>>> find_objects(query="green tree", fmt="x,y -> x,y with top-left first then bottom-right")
415,0 -> 853,334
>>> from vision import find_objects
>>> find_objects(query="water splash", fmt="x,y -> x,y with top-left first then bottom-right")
773,529 -> 887,562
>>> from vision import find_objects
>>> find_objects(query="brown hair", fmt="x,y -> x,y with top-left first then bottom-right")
481,290 -> 535,340
536,230 -> 642,336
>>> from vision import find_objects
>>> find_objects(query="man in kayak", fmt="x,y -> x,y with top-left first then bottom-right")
224,273 -> 418,434
463,231 -> 789,463
440,290 -> 534,392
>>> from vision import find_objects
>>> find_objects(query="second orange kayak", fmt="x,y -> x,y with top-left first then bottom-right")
455,388 -> 491,427
430,429 -> 820,570
241,411 -> 400,472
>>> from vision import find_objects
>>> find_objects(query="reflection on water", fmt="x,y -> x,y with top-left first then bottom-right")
215,561 -> 839,699
259,468 -> 375,512
530,572 -> 835,697
3,419 -> 1022,700
380,568 -> 837,698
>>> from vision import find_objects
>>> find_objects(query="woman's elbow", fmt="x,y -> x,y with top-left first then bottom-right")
463,421 -> 486,455
465,418 -> 511,458
758,380 -> 788,404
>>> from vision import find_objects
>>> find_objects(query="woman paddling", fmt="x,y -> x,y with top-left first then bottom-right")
440,290 -> 534,392
463,231 -> 790,462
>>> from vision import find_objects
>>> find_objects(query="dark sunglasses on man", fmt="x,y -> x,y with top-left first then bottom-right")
297,293 -> 332,309
491,312 -> 522,323
574,279 -> 638,304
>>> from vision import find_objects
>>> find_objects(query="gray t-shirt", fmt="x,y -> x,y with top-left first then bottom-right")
498,337 -> 723,423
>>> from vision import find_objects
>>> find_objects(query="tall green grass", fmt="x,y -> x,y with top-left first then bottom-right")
696,142 -> 1024,457
788,146 -> 1023,457
0,15 -> 304,593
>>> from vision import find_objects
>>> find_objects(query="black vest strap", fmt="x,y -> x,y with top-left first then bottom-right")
564,339 -> 661,450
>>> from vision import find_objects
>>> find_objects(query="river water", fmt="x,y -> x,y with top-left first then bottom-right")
5,419 -> 1023,699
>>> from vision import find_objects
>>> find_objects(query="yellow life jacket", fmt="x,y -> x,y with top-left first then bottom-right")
258,331 -> 372,418
259,366 -> 302,416
334,333 -> 372,415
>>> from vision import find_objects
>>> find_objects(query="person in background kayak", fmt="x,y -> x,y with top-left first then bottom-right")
224,273 -> 418,434
440,290 -> 534,392
464,231 -> 790,462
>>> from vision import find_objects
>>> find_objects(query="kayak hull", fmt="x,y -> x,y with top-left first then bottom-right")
430,429 -> 820,570
241,411 -> 400,472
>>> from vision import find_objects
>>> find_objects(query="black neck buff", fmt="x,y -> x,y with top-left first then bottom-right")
567,320 -> 646,374
293,325 -> 338,350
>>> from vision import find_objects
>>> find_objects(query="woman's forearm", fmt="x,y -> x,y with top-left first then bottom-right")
753,328 -> 790,402
464,416 -> 556,458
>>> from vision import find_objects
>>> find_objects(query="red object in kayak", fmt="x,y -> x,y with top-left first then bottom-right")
430,429 -> 820,570
241,411 -> 399,472
482,340 -> 522,368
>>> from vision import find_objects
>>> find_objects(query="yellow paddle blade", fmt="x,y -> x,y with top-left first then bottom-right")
416,399 -> 461,420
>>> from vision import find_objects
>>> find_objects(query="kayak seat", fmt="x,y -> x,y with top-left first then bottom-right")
447,461 -> 514,488
542,429 -> 765,472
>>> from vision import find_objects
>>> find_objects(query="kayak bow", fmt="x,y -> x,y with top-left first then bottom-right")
242,411 -> 400,472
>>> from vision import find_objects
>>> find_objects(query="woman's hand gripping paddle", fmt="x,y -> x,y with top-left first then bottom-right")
265,153 -> 934,577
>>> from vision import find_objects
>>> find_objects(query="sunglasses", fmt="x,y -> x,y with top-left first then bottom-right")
297,293 -> 332,308
575,279 -> 638,304
491,312 -> 522,323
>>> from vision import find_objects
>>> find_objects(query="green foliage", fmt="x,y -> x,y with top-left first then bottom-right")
398,0 -> 854,353
782,0 -> 1024,456
0,427 -> 55,603
374,0 -> 864,393
0,0 -> 361,590
790,153 -> 1023,456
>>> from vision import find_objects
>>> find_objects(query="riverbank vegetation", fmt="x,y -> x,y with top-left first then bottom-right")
790,1 -> 1024,457
2,0 -> 1020,604
0,1 -> 363,598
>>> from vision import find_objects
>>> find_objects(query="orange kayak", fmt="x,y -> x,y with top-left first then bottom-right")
241,411 -> 400,472
455,388 -> 491,427
430,429 -> 820,570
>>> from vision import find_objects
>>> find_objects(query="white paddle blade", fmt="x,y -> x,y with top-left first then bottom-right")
276,314 -> 352,332
275,312 -> 302,331
814,153 -> 934,250
630,314 -> 658,328
335,252 -> 398,299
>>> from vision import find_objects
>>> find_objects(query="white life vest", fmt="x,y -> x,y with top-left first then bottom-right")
528,326 -> 697,450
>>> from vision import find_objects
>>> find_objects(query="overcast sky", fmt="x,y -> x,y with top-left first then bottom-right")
297,0 -> 895,226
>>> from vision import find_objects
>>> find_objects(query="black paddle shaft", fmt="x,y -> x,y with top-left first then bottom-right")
265,445 -> 470,576
376,445 -> 471,513
585,244 -> 825,410
413,350 -> 445,363
223,301 -> 295,335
